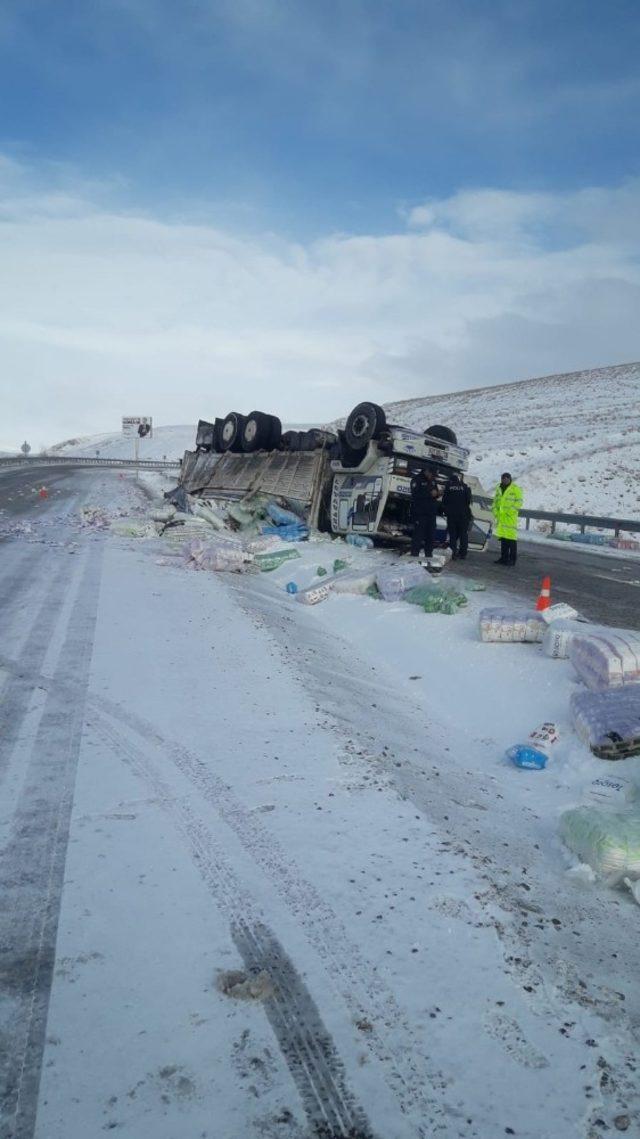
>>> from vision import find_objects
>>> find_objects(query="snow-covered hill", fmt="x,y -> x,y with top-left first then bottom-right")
383,362 -> 640,519
47,425 -> 194,462
48,362 -> 640,519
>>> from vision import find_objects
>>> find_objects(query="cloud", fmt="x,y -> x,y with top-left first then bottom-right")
0,157 -> 639,448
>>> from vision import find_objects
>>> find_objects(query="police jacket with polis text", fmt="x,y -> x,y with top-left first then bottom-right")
442,480 -> 472,520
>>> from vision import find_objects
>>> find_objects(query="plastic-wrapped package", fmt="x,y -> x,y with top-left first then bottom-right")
331,570 -> 378,595
559,806 -> 640,882
404,584 -> 467,613
478,608 -> 545,643
149,504 -> 177,523
261,522 -> 309,542
182,536 -> 249,573
542,619 -> 592,658
375,564 -> 428,602
163,518 -> 213,543
253,549 -> 301,571
193,501 -> 225,530
571,687 -> 640,759
112,520 -> 160,538
295,583 -> 330,605
265,502 -> 302,527
570,630 -> 640,691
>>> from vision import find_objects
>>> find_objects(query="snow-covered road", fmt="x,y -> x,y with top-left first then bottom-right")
1,472 -> 639,1139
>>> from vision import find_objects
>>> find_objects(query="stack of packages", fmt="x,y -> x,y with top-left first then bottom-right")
479,608 -> 545,643
570,630 -> 640,691
571,688 -> 640,760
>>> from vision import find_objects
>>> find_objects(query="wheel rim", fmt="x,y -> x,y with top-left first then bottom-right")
352,414 -> 369,439
245,420 -> 257,443
222,420 -> 235,443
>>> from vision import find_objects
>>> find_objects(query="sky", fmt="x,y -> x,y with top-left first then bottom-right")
1,0 -> 639,448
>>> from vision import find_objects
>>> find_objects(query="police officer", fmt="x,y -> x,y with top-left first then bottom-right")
410,468 -> 440,558
442,473 -> 472,559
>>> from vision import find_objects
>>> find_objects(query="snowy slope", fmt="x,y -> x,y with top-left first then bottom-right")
382,362 -> 640,518
48,425 -> 194,461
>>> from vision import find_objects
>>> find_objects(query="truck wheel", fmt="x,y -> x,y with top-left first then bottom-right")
345,402 -> 386,450
282,430 -> 307,452
337,430 -> 365,468
195,419 -> 215,452
268,415 -> 283,450
220,412 -> 246,452
426,424 -> 457,445
242,411 -> 272,452
212,417 -> 226,452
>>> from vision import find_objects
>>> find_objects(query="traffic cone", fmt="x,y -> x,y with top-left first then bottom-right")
38,486 -> 48,499
535,575 -> 551,611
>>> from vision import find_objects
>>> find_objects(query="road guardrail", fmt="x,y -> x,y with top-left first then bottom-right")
0,455 -> 181,470
472,496 -> 640,539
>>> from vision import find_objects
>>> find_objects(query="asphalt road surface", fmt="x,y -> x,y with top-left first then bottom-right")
0,464 -> 94,526
452,537 -> 640,629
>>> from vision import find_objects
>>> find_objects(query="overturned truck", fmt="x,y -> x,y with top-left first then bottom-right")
180,402 -> 493,550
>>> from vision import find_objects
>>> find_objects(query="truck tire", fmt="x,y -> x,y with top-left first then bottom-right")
220,412 -> 247,452
426,424 -> 457,445
212,417 -> 226,452
337,430 -> 365,468
344,402 -> 386,450
242,410 -> 272,452
268,415 -> 283,450
281,430 -> 306,452
195,419 -> 215,452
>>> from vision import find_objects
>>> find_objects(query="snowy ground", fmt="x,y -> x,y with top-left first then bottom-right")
1,471 -> 639,1139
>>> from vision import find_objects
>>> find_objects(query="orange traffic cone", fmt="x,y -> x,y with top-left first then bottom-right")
38,486 -> 48,499
535,575 -> 551,611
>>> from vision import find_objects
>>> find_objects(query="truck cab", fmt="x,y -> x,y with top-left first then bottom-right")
329,423 -> 493,550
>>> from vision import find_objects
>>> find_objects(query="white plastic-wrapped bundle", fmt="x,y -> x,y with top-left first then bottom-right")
331,569 -> 378,595
570,630 -> 640,691
559,806 -> 640,882
295,583 -> 330,605
542,619 -> 591,658
163,517 -> 213,543
182,535 -> 249,572
375,564 -> 428,602
571,687 -> 640,759
478,608 -> 545,643
149,504 -> 177,523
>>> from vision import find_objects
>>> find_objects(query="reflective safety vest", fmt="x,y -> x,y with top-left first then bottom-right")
492,482 -> 523,540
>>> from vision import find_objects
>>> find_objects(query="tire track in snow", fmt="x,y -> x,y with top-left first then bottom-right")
0,543 -> 104,1139
90,700 -> 444,1137
92,716 -> 374,1139
0,554 -> 77,789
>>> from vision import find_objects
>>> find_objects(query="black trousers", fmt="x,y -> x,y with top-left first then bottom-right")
500,538 -> 518,564
447,516 -> 468,558
411,514 -> 436,557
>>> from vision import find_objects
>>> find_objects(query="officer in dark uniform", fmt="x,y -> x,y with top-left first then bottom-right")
442,473 -> 472,559
410,468 -> 440,558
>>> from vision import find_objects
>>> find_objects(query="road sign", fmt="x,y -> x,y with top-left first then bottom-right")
122,416 -> 153,439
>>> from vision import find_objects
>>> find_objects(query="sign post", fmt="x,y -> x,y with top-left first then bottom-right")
122,417 -> 152,478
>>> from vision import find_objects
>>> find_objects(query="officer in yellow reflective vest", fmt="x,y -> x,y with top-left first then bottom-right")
492,472 -> 523,565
